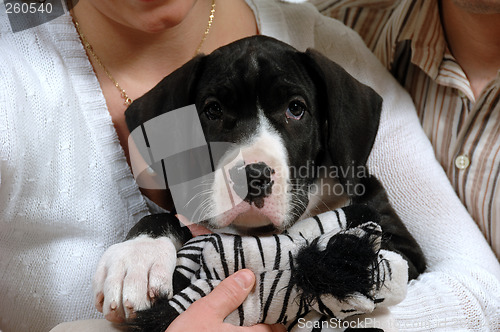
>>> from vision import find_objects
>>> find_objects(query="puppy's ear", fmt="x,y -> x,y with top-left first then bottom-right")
125,54 -> 206,132
304,49 -> 382,194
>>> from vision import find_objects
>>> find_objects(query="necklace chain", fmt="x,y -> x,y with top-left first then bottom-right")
74,20 -> 133,106
195,0 -> 216,57
73,0 -> 216,107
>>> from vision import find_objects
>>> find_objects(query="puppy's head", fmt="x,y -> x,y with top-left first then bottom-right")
126,36 -> 381,233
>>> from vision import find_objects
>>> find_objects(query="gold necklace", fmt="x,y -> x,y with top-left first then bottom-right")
194,0 -> 216,57
73,0 -> 216,107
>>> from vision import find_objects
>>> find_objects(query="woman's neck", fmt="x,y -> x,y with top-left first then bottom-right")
71,0 -> 257,98
72,1 -> 212,85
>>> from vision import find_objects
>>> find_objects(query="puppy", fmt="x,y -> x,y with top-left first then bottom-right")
93,36 -> 425,321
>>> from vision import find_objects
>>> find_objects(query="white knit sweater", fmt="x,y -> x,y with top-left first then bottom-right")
0,1 -> 498,331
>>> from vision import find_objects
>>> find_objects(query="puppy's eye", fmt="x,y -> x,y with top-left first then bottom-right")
286,99 -> 307,120
203,101 -> 223,120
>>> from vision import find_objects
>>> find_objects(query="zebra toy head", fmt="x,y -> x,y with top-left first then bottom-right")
126,205 -> 408,332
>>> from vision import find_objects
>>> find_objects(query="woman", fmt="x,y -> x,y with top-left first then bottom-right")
0,0 -> 498,331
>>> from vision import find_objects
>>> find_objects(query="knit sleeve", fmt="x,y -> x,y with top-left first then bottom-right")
311,13 -> 500,331
0,60 -> 8,190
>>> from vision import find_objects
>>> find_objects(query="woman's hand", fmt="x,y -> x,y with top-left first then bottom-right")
166,269 -> 286,332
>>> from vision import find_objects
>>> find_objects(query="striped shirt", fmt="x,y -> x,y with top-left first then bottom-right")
313,0 -> 500,258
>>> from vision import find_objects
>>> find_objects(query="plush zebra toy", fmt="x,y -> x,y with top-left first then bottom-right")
127,205 -> 408,332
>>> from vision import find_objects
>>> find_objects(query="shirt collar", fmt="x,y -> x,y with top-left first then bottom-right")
395,0 -> 446,80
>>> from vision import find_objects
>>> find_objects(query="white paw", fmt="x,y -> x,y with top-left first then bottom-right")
92,235 -> 177,322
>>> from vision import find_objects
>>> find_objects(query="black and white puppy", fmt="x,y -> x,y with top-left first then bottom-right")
93,36 -> 425,320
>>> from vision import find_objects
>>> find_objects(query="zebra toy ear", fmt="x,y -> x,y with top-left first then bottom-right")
126,206 -> 408,332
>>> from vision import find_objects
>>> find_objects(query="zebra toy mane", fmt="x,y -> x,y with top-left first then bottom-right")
128,205 -> 409,332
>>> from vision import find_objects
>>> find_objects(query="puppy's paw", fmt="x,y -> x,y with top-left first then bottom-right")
92,235 -> 177,322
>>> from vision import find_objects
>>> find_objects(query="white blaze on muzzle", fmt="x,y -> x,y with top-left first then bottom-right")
211,111 -> 292,229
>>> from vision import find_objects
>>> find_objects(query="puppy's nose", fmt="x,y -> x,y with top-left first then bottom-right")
229,161 -> 275,208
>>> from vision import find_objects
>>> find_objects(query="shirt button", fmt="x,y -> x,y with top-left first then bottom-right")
458,90 -> 466,98
455,155 -> 470,170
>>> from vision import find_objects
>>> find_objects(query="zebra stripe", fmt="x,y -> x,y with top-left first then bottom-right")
313,215 -> 325,234
272,234 -> 281,270
261,270 -> 285,322
253,235 -> 266,268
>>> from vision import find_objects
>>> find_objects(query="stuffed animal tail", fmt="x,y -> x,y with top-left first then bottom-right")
291,223 -> 382,308
291,222 -> 408,320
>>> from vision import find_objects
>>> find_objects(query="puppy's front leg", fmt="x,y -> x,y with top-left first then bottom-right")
93,213 -> 192,322
352,176 -> 426,280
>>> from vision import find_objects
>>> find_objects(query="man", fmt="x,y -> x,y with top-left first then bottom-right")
314,0 -> 500,258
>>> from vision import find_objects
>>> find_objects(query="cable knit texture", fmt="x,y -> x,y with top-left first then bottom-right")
0,0 -> 499,331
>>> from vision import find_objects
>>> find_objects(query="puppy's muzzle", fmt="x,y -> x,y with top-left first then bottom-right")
229,162 -> 275,209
